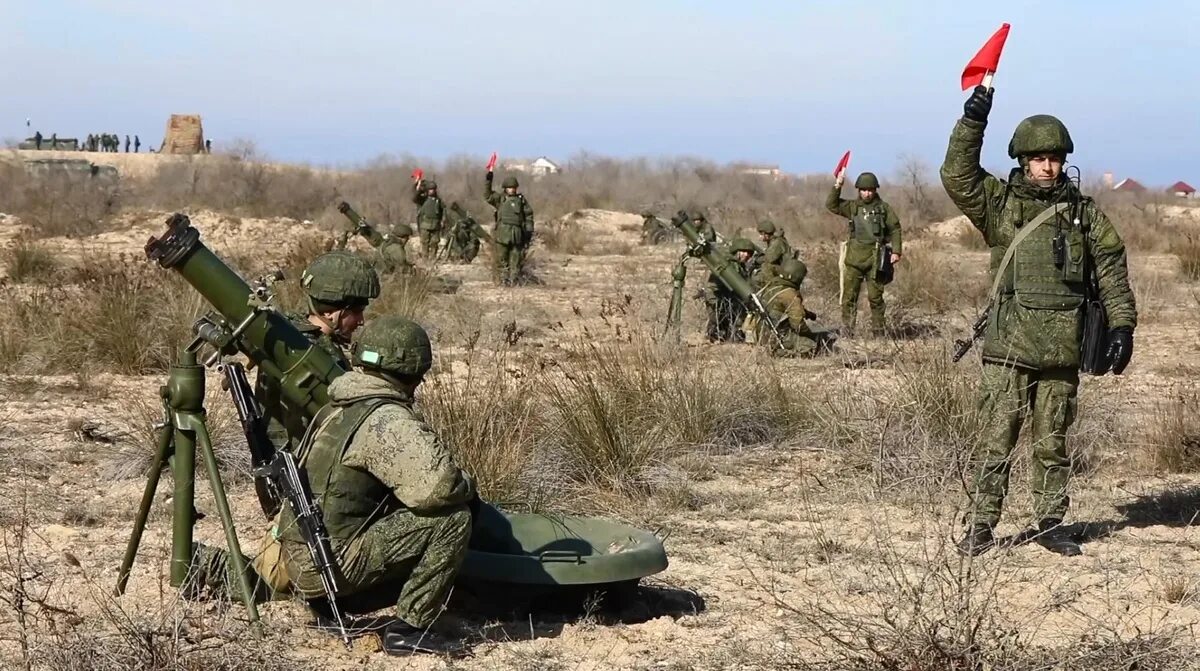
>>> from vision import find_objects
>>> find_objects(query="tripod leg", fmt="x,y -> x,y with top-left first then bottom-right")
170,419 -> 196,587
193,419 -> 262,628
115,422 -> 173,595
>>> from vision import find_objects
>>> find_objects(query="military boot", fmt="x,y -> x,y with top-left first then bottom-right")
380,620 -> 468,657
956,524 -> 995,557
1034,519 -> 1082,556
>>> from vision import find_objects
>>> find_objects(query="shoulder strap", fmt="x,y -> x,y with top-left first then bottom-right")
987,202 -> 1071,301
295,397 -> 392,467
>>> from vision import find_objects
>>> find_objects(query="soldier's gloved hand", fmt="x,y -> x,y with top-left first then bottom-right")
672,209 -> 689,226
485,170 -> 494,182
1106,326 -> 1134,374
804,309 -> 818,321
963,85 -> 993,123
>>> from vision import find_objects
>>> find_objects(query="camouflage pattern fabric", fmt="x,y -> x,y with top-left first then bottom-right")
826,186 -> 902,334
413,183 -> 446,258
967,364 -> 1077,526
940,118 -> 1136,370
940,115 -> 1136,528
484,175 -> 535,284
758,282 -> 818,357
279,372 -> 474,628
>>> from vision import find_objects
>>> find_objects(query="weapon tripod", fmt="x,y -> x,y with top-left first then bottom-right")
114,346 -> 262,631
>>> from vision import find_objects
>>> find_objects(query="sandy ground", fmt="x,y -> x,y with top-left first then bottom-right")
2,203 -> 1200,669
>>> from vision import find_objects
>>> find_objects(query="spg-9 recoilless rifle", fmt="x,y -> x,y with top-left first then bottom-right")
668,210 -> 785,348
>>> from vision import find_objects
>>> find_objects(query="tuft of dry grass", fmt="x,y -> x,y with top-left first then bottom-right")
2,237 -> 59,283
1144,389 -> 1200,472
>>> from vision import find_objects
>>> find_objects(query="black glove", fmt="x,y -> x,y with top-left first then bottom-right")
1106,326 -> 1133,375
963,85 -> 993,123
485,170 -> 494,182
672,209 -> 690,226
804,309 -> 818,321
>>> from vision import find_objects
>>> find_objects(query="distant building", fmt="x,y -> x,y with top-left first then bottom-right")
1112,178 -> 1146,193
1168,181 -> 1196,198
503,156 -> 561,176
737,164 -> 784,180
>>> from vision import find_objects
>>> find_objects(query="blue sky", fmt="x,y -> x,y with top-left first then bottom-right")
3,1 -> 1196,184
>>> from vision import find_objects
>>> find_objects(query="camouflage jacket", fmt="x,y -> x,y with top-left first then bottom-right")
483,178 -> 535,246
940,117 -> 1137,370
762,280 -> 813,338
412,184 -> 445,231
825,186 -> 903,255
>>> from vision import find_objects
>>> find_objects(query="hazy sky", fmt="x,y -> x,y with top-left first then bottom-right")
4,1 -> 1196,184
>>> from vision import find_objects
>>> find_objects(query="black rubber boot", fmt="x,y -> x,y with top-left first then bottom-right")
956,524 -> 995,557
1035,519 -> 1082,556
380,620 -> 469,657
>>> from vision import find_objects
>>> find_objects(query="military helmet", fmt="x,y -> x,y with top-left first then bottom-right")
390,224 -> 413,239
301,251 -> 381,306
424,179 -> 438,190
756,220 -> 777,235
641,211 -> 655,218
729,237 -> 756,254
351,316 -> 433,378
854,172 -> 880,190
780,259 -> 808,286
501,176 -> 519,189
1007,114 -> 1074,159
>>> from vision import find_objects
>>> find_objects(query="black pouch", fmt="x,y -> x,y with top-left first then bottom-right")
1080,296 -> 1110,375
875,244 -> 894,285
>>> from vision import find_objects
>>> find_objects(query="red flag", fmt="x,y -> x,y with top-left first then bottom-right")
485,152 -> 498,172
411,168 -> 423,181
833,150 -> 851,177
961,23 -> 1010,90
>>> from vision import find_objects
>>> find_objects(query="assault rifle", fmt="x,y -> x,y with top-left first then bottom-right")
221,360 -> 349,646
952,311 -> 988,362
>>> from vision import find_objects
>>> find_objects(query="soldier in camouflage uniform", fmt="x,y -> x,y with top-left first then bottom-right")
943,86 -> 1137,557
704,237 -> 755,343
753,219 -> 793,289
483,173 -> 535,285
826,172 -> 903,336
187,317 -> 474,654
255,251 -> 380,454
444,202 -> 490,264
413,178 -> 446,259
757,259 -> 831,357
377,224 -> 415,274
281,316 -> 475,651
691,209 -> 718,244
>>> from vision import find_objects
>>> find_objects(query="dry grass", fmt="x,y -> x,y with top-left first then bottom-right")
2,238 -> 59,283
1144,389 -> 1200,472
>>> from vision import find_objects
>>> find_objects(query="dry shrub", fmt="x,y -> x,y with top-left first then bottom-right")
890,248 -> 989,316
540,218 -> 590,255
1172,232 -> 1200,281
0,259 -> 201,375
0,164 -> 119,238
1145,389 -> 1200,472
421,360 -> 549,509
2,237 -> 59,283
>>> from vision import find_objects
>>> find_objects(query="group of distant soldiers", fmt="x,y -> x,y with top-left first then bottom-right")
85,133 -> 140,153
642,169 -> 901,360
338,169 -> 535,286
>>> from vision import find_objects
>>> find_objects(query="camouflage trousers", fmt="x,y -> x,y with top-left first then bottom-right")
966,363 -> 1078,527
419,229 -> 442,259
841,256 -> 885,335
704,294 -> 746,343
187,506 -> 471,629
494,242 -> 524,285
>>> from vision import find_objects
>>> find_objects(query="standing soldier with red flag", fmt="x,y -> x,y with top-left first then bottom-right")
483,154 -> 535,286
826,171 -> 903,337
942,41 -> 1137,557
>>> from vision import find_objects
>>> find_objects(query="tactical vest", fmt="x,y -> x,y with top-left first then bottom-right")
417,196 -> 444,231
851,202 -> 887,245
495,194 -> 528,245
994,197 -> 1088,311
282,397 -> 400,548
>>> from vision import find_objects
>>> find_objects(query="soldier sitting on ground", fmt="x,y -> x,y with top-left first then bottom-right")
757,259 -> 834,357
444,202 -> 490,264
